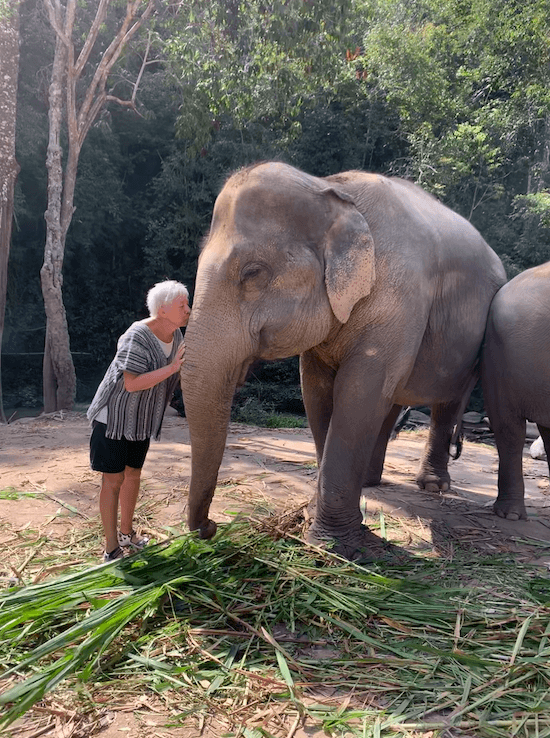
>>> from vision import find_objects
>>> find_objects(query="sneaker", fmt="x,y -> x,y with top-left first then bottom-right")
117,529 -> 149,551
103,546 -> 124,562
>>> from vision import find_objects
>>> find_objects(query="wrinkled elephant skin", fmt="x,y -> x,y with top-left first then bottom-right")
482,261 -> 550,521
181,162 -> 506,559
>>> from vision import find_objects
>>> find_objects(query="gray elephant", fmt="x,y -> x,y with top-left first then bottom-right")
482,261 -> 550,521
181,162 -> 506,558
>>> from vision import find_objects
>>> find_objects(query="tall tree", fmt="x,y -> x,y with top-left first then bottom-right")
0,0 -> 21,423
41,0 -> 155,412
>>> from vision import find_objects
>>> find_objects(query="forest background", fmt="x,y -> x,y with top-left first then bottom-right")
2,0 -> 550,422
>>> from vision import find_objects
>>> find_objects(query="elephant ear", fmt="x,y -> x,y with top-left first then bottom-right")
321,188 -> 376,324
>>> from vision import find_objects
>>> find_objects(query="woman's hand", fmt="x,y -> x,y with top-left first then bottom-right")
124,343 -> 186,392
171,343 -> 185,373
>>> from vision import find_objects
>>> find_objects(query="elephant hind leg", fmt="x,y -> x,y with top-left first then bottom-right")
363,404 -> 403,487
490,414 -> 527,520
538,425 -> 550,463
537,424 -> 550,505
416,401 -> 461,493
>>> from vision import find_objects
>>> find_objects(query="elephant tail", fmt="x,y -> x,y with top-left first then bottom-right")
390,406 -> 412,439
450,372 -> 480,460
450,423 -> 463,460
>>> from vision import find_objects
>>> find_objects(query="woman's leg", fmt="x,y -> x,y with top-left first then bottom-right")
119,466 -> 142,536
100,471 -> 125,552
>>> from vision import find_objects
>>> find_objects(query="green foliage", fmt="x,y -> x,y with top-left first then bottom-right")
0,487 -> 34,500
354,0 -> 550,275
362,10 -> 456,131
288,92 -> 402,175
232,358 -> 305,423
0,0 -> 16,20
266,413 -> 307,429
231,396 -> 306,428
514,191 -> 550,228
164,0 -> 356,153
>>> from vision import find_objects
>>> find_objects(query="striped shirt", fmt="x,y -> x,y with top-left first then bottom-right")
87,321 -> 183,441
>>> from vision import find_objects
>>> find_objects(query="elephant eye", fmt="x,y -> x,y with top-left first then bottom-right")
241,262 -> 270,282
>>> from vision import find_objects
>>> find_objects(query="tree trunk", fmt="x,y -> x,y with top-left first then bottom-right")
41,32 -> 76,412
0,0 -> 21,423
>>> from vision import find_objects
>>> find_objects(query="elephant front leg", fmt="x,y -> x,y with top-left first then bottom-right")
416,401 -> 461,492
308,364 -> 398,560
300,350 -> 335,466
364,404 -> 403,486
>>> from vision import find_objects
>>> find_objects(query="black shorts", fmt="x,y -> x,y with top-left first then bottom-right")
90,421 -> 150,474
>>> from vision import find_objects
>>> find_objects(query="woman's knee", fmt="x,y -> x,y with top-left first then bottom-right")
102,471 -> 125,493
124,466 -> 142,481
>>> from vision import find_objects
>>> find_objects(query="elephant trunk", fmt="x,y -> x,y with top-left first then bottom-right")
181,311 -> 251,538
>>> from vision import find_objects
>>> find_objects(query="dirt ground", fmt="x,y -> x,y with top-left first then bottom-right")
2,408 -> 550,738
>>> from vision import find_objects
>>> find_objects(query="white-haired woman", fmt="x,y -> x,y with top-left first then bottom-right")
87,280 -> 190,561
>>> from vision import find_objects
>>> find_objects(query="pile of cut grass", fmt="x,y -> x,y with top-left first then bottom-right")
1,518 -> 550,738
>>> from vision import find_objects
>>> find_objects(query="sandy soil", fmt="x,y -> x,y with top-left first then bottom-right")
2,408 -> 550,738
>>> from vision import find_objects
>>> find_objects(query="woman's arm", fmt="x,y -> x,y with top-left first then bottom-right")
123,344 -> 185,392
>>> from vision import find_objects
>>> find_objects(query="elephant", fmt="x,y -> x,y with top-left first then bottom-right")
181,161 -> 506,559
481,260 -> 550,521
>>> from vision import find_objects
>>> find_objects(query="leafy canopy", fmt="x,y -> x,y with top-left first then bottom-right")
164,0 -> 358,151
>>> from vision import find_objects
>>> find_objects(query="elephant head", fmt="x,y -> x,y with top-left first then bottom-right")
181,162 -> 376,538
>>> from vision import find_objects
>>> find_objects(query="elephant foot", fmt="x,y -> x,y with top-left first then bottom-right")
307,524 -> 409,563
363,474 -> 382,488
416,471 -> 450,493
191,519 -> 218,539
493,498 -> 527,521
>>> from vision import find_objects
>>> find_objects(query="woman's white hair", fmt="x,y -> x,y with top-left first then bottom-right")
146,280 -> 189,318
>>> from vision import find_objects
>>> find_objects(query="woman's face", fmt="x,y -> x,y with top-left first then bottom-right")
161,295 -> 191,328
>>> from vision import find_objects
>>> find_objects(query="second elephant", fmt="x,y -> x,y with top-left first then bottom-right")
482,260 -> 550,520
181,162 -> 506,559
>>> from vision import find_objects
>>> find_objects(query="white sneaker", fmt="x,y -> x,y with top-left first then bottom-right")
117,529 -> 149,550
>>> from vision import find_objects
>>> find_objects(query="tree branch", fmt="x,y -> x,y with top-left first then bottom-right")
63,0 -> 78,155
76,0 -> 156,147
105,95 -> 137,108
43,0 -> 70,47
73,0 -> 111,78
79,91 -> 107,143
131,30 -> 151,106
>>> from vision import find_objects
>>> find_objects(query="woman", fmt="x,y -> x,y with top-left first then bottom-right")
87,280 -> 190,561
